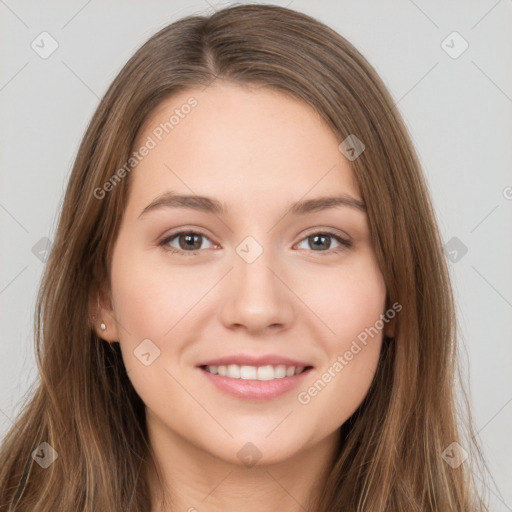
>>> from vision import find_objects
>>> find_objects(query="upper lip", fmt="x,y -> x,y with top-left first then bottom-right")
197,354 -> 313,368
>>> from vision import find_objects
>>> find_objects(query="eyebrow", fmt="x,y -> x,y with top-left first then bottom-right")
138,191 -> 366,219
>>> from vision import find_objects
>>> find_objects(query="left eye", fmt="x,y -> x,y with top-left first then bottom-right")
159,230 -> 351,256
295,232 -> 351,253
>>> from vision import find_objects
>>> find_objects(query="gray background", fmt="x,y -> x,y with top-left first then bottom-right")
1,0 -> 511,508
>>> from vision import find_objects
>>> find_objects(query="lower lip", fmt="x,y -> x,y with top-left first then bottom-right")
198,367 -> 313,400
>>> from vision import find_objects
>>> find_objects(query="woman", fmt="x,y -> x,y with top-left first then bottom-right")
0,4 -> 490,511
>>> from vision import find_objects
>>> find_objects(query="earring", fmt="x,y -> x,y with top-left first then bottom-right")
100,322 -> 106,331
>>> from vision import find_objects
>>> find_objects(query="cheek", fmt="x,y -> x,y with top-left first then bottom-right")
294,255 -> 386,424
110,251 -> 166,339
108,240 -> 202,405
301,252 -> 387,351
110,238 -> 208,341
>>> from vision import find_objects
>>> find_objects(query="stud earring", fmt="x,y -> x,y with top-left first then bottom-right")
100,322 -> 106,331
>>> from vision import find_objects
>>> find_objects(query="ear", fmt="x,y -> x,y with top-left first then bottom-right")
89,281 -> 120,343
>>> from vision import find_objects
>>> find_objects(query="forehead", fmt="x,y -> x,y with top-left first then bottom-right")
128,82 -> 361,215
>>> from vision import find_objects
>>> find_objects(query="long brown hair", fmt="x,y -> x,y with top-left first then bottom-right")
0,4 -> 490,511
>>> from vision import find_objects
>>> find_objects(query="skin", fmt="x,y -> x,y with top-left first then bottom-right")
94,81 -> 392,512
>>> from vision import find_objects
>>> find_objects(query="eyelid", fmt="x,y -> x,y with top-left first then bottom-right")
299,226 -> 352,243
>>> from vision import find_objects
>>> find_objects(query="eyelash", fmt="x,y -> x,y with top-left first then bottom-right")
158,230 -> 352,257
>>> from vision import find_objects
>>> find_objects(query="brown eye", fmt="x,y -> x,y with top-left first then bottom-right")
159,231 -> 215,255
178,233 -> 203,250
296,232 -> 351,254
308,234 -> 331,251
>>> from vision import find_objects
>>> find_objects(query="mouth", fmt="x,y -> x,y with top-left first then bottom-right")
197,362 -> 314,400
199,364 -> 313,381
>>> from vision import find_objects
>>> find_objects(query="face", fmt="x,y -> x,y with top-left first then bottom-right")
96,81 -> 389,466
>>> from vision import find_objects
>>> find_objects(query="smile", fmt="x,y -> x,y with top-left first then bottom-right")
202,364 -> 310,381
198,364 -> 313,400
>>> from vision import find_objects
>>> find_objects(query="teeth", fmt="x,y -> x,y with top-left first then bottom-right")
227,364 -> 240,378
257,365 -> 275,381
240,365 -> 257,379
204,364 -> 307,380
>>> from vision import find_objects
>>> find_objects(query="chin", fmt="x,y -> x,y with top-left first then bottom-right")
202,435 -> 306,468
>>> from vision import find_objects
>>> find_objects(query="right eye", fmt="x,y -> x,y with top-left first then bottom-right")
159,230 -> 218,256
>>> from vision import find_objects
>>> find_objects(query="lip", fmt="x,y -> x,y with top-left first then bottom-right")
196,354 -> 313,368
198,366 -> 313,400
196,354 -> 314,400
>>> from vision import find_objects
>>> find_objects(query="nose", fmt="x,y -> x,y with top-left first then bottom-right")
219,245 -> 295,335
